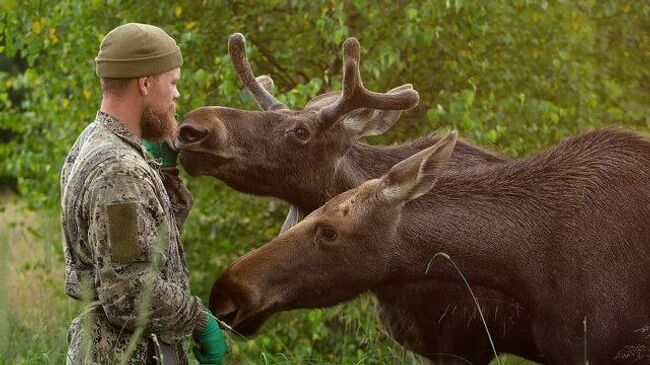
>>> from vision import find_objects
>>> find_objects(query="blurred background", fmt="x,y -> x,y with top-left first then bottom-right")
1,1 -> 648,364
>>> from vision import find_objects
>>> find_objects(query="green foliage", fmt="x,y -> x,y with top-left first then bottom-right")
2,1 -> 649,205
1,1 -> 649,363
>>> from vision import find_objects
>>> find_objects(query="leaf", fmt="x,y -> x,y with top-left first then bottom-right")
31,20 -> 42,34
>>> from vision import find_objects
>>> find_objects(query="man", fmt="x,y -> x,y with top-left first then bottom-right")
61,23 -> 226,364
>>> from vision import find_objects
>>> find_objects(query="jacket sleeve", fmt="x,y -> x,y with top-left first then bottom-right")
85,165 -> 208,343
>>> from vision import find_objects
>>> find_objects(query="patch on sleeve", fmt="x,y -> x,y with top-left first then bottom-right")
107,202 -> 141,264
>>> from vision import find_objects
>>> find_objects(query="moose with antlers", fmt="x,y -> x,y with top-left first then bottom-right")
175,34 -> 650,363
175,34 -> 542,363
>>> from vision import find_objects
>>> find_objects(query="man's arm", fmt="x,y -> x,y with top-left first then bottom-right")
86,166 -> 208,343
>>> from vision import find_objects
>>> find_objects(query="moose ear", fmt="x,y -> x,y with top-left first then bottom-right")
341,84 -> 414,138
379,131 -> 457,204
255,75 -> 275,93
304,91 -> 342,112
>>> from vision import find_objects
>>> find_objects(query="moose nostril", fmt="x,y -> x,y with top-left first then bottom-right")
178,124 -> 208,144
219,309 -> 238,326
210,292 -> 240,327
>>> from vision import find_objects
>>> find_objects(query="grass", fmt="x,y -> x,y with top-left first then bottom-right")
0,193 -> 83,364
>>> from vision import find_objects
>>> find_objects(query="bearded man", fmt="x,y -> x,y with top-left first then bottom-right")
60,23 -> 226,364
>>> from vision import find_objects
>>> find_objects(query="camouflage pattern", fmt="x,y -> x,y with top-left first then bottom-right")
159,167 -> 193,233
61,111 -> 208,364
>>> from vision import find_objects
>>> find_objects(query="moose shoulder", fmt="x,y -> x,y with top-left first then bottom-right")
210,128 -> 650,365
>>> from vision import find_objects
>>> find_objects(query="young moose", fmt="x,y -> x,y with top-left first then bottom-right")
209,129 -> 650,364
176,34 -> 541,362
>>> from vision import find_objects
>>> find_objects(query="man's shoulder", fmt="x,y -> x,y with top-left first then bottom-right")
85,123 -> 138,157
64,123 -> 155,189
64,122 -> 136,163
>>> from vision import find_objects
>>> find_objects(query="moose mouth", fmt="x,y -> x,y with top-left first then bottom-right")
215,308 -> 273,337
178,150 -> 232,176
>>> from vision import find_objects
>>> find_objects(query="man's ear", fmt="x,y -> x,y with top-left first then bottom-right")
378,131 -> 457,204
137,76 -> 150,96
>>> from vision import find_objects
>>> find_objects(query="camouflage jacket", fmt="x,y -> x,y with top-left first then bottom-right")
60,111 -> 208,364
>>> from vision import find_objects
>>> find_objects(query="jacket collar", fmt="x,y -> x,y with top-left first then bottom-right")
95,111 -> 149,159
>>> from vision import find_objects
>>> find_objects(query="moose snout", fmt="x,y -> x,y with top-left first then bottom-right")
209,274 -> 252,326
208,266 -> 277,336
209,287 -> 239,326
177,123 -> 208,145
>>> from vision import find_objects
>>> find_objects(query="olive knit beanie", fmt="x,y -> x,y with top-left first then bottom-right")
95,23 -> 182,78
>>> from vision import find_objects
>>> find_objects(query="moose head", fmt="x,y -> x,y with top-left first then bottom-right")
174,34 -> 419,212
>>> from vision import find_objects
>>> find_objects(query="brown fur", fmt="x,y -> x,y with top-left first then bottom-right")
210,128 -> 650,364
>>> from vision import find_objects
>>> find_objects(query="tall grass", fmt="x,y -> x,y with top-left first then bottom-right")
0,195 -> 82,364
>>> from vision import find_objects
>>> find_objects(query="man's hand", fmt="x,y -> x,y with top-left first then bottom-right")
193,313 -> 228,365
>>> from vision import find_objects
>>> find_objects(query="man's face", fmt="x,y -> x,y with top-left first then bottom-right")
141,68 -> 180,141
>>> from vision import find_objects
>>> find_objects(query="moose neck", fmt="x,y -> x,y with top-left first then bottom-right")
385,159 -> 584,304
290,135 -> 506,214
381,128 -> 650,306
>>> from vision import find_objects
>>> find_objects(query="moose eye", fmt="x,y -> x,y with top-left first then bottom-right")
293,126 -> 311,140
317,226 -> 338,243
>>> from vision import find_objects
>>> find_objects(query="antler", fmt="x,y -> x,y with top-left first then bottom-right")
319,38 -> 420,127
228,33 -> 288,111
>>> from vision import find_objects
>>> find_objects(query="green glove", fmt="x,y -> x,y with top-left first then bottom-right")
143,140 -> 178,168
193,313 -> 228,365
